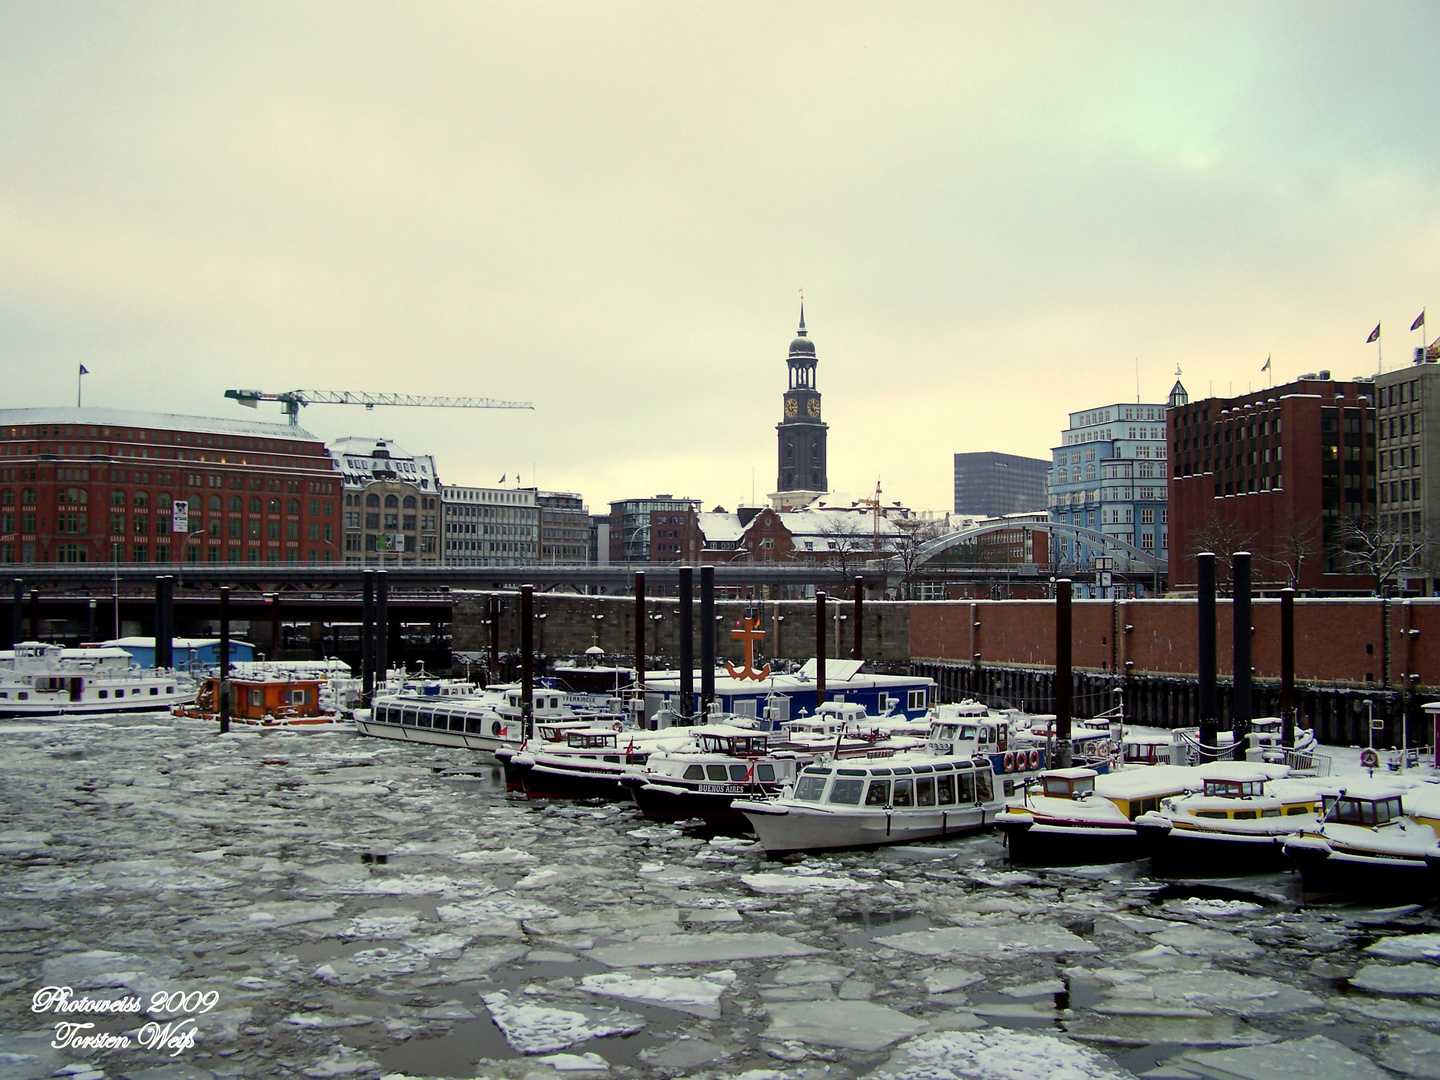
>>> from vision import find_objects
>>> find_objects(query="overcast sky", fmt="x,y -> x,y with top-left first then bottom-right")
3,3 -> 1438,513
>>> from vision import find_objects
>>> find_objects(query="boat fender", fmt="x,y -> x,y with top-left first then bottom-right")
1360,747 -> 1379,768
1003,752 -> 1015,773
1028,749 -> 1041,770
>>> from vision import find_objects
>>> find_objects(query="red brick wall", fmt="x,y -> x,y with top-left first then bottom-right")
912,597 -> 1440,687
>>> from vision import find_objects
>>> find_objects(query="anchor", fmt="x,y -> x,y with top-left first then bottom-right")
725,614 -> 772,681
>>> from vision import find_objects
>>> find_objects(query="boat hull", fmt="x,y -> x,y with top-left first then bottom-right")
355,715 -> 515,754
521,761 -> 627,800
1138,821 -> 1290,876
738,802 -> 994,857
0,695 -> 194,718
1286,842 -> 1440,902
999,817 -> 1140,866
624,777 -> 784,824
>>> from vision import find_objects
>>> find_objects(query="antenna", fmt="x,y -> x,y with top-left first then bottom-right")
1135,358 -> 1140,403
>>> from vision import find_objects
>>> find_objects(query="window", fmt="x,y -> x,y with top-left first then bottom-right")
287,499 -> 300,514
829,778 -> 865,804
133,491 -> 148,507
864,780 -> 890,806
794,774 -> 828,801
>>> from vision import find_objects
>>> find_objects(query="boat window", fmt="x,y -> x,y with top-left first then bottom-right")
405,708 -> 421,727
729,764 -> 749,781
684,765 -> 704,780
837,768 -> 866,776
706,765 -> 728,781
1377,798 -> 1403,824
794,775 -> 828,802
1286,805 -> 1310,816
916,776 -> 936,806
166,686 -> 174,693
803,767 -> 831,776
98,690 -> 108,699
868,768 -> 892,777
1196,810 -> 1228,819
936,774 -> 955,804
756,763 -> 775,782
466,716 -> 483,734
17,692 -> 26,700
912,764 -> 934,774
933,762 -> 954,772
604,755 -> 620,763
960,725 -> 977,739
1072,777 -> 1096,797
892,779 -> 914,807
1042,778 -> 1071,798
1133,797 -> 1159,819
450,715 -> 466,732
829,778 -> 865,805
892,767 -> 914,776
250,689 -> 263,707
975,770 -> 994,803
1233,810 -> 1257,820
150,686 -> 159,695
1262,808 -> 1281,818
957,772 -> 975,802
864,780 -> 890,806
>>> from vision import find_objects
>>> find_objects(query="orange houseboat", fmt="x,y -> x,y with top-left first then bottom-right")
178,674 -> 339,726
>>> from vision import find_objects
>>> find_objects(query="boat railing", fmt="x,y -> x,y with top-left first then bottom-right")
1285,748 -> 1332,777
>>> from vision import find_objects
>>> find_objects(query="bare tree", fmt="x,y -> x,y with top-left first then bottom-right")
816,515 -> 870,584
1330,515 -> 1434,595
1186,511 -> 1260,592
1265,516 -> 1322,589
890,520 -> 944,599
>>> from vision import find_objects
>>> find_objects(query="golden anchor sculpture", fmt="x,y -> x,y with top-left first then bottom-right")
725,615 -> 772,681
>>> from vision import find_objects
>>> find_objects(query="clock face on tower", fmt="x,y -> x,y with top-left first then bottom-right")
807,399 -> 821,418
784,397 -> 798,417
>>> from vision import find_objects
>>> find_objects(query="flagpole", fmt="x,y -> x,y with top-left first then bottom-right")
77,366 -> 82,408
1378,320 -> 1383,375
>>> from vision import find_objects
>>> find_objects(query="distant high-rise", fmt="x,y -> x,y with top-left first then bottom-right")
953,452 -> 1048,517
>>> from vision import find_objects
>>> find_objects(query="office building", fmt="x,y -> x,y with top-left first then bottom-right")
953,452 -> 1048,517
330,437 -> 441,566
441,484 -> 537,567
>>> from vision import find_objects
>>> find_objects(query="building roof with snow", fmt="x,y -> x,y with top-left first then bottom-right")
328,436 -> 440,491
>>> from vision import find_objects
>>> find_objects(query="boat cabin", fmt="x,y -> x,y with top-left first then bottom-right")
565,730 -> 620,751
1122,734 -> 1171,766
791,759 -> 996,808
1039,768 -> 1098,800
929,719 -> 1009,755
208,675 -> 325,720
1324,789 -> 1406,827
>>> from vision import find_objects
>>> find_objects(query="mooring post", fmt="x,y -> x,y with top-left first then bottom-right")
154,576 -> 172,670
852,576 -> 864,661
634,571 -> 646,691
488,595 -> 501,683
374,571 -> 389,688
218,586 -> 231,734
360,570 -> 375,708
1280,587 -> 1296,750
11,579 -> 23,645
1056,578 -> 1073,768
28,589 -> 39,642
815,590 -> 827,709
1232,551 -> 1253,754
521,584 -> 534,740
678,566 -> 694,719
1197,552 -> 1219,758
700,565 -> 715,716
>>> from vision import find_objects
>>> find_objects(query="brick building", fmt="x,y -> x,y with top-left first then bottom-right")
1168,373 -> 1376,591
0,407 -> 342,566
1375,356 -> 1440,592
607,496 -> 702,563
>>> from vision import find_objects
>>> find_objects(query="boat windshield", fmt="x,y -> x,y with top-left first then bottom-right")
829,777 -> 865,805
975,769 -> 994,803
794,775 -> 829,802
959,725 -> 978,739
1203,779 -> 1263,798
1327,795 -> 1403,826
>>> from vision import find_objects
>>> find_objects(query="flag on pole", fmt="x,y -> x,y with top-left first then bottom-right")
1413,310 -> 1426,332
79,364 -> 89,375
498,474 -> 506,483
1261,355 -> 1271,372
1367,323 -> 1381,343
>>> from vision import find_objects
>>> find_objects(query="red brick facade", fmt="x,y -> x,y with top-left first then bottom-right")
0,409 -> 342,566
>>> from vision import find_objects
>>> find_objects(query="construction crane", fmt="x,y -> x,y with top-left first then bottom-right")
224,389 -> 533,426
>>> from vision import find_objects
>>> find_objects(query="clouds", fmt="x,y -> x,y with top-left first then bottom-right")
2,2 -> 1437,511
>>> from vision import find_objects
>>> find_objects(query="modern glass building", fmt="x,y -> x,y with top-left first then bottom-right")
952,452 -> 1048,517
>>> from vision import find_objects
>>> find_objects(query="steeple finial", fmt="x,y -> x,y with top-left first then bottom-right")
798,288 -> 806,336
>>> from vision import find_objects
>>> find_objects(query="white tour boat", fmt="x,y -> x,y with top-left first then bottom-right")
0,642 -> 194,717
620,725 -> 813,824
355,686 -> 625,754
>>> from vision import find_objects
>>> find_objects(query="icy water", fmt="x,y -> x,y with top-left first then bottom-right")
1,715 -> 1438,1080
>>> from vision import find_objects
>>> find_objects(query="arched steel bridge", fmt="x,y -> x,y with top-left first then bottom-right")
892,520 -> 1167,576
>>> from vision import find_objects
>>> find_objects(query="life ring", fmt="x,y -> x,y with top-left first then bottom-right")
1003,752 -> 1016,773
1360,747 -> 1380,769
1028,749 -> 1041,770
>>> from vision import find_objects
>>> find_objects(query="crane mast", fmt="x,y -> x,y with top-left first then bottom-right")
225,389 -> 533,426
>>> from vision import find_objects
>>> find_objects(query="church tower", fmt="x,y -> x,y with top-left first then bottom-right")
770,304 -> 829,510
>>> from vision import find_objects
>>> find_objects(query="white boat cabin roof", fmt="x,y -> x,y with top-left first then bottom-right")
1099,765 -> 1207,800
1197,761 -> 1290,783
1045,767 -> 1099,782
1334,779 -> 1409,802
1123,733 -> 1172,746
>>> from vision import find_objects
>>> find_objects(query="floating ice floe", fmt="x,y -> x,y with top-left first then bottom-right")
39,950 -> 182,992
877,922 -> 1099,958
1002,979 -> 1067,998
286,1012 -> 376,1028
314,947 -> 428,985
194,900 -> 341,931
301,1045 -> 380,1078
532,1051 -> 610,1073
589,931 -> 822,967
437,894 -> 560,924
968,868 -> 1039,887
1163,898 -> 1264,919
1179,1034 -> 1389,1080
923,968 -> 983,994
741,872 -> 872,894
343,912 -> 423,939
767,961 -> 853,986
1100,971 -> 1324,1016
1351,963 -> 1440,996
1365,933 -> 1440,961
579,970 -> 735,1019
1333,996 -> 1440,1025
867,1028 -> 1134,1080
763,999 -> 927,1051
453,846 -> 538,864
481,990 -> 645,1054
1377,1028 -> 1440,1079
1150,925 -> 1261,958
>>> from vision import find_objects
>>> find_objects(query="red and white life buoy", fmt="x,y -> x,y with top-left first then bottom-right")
1028,749 -> 1041,770
1003,752 -> 1016,773
1360,747 -> 1380,769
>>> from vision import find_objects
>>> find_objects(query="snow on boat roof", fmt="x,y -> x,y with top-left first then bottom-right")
1124,733 -> 1172,744
694,725 -> 771,738
1098,765 -> 1206,799
798,658 -> 865,682
1334,779 -> 1409,800
1199,762 -> 1290,782
1044,767 -> 1099,780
